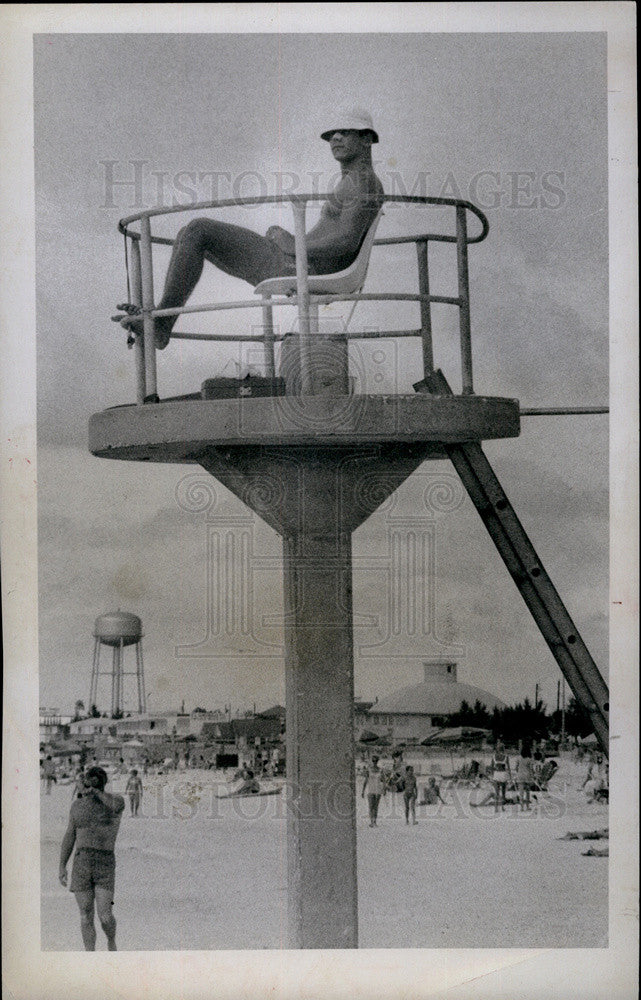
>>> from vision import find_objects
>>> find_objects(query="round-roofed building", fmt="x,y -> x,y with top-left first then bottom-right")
365,661 -> 506,742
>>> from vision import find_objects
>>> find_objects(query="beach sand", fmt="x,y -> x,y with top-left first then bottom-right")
40,754 -> 608,950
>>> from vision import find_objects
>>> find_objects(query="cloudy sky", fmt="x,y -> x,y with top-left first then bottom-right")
33,30 -> 609,715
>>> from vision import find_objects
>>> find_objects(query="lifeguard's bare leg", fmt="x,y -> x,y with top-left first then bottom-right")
122,218 -> 287,348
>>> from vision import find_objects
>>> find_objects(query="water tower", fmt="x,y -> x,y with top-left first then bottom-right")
90,610 -> 147,716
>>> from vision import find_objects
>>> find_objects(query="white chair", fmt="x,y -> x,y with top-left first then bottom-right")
254,208 -> 383,379
254,207 -> 384,299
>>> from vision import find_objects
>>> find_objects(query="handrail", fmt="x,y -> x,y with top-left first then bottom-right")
119,193 -> 489,245
114,194 -> 490,403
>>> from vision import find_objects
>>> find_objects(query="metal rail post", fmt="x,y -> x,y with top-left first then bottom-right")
139,215 -> 158,401
455,205 -> 474,394
261,296 -> 276,378
416,239 -> 434,377
292,200 -> 314,395
129,239 -> 146,404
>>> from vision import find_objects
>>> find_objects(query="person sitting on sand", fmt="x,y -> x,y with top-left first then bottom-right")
584,771 -> 608,804
419,776 -> 446,806
233,765 -> 261,795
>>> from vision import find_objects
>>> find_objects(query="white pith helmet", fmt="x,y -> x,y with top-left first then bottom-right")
320,107 -> 379,143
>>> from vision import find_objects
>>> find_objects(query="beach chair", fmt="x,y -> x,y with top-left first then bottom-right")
254,207 -> 384,301
534,758 -> 558,791
254,207 -> 385,350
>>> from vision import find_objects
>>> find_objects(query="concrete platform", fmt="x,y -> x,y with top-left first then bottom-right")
89,393 -> 520,462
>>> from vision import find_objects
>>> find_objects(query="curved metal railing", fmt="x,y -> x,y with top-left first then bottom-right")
114,194 -> 490,403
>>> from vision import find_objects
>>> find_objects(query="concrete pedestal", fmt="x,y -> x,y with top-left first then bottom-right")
198,443 -> 434,948
89,392 -> 521,948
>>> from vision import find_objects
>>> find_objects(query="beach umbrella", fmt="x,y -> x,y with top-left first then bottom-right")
358,730 -> 380,743
424,726 -> 491,744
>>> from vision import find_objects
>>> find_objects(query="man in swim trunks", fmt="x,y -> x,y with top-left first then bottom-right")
59,766 -> 125,951
120,107 -> 384,349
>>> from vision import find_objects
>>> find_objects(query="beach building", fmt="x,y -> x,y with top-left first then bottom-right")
68,708 -> 227,739
39,708 -> 73,741
67,715 -> 115,738
364,662 -> 506,743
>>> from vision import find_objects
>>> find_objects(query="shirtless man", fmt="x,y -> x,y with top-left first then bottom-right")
58,766 -> 125,951
121,107 -> 384,349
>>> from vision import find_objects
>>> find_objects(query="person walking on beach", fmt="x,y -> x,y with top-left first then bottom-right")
361,754 -> 386,827
42,755 -> 57,794
402,765 -> 418,825
58,766 -> 125,951
71,765 -> 86,801
490,741 -> 511,813
120,107 -> 384,350
125,768 -> 143,816
514,742 -> 535,811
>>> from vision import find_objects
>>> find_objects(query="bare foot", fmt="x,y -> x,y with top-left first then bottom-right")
120,314 -> 172,350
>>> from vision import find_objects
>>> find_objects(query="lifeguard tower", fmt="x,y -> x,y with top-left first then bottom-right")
90,192 -> 609,948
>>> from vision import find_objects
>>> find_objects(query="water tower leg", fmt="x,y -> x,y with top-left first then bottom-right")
136,640 -> 146,714
117,638 -> 124,715
89,637 -> 100,709
111,646 -> 118,716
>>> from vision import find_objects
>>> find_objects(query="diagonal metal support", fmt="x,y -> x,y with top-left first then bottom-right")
416,370 -> 610,754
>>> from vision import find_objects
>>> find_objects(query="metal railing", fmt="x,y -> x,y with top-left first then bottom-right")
116,194 -> 490,403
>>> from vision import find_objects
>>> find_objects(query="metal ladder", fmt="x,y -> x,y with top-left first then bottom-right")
416,370 -> 610,754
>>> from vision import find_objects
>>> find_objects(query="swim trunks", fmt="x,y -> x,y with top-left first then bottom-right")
70,848 -> 116,894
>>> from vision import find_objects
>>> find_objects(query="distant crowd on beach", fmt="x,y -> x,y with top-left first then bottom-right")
356,740 -> 608,825
41,739 -> 608,826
